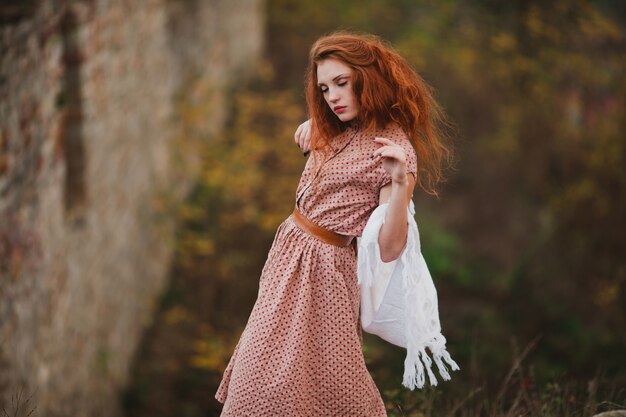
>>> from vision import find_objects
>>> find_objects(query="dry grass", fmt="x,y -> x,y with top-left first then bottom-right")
1,387 -> 36,417
383,337 -> 625,417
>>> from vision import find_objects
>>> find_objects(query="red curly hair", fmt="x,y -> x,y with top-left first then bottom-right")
305,31 -> 454,195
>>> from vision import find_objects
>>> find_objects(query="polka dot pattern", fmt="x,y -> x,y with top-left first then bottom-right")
297,124 -> 418,237
215,124 -> 418,416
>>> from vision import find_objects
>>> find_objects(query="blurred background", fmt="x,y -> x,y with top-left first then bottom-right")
0,0 -> 624,416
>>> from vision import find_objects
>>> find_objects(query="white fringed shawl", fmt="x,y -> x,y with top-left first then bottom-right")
357,200 -> 460,390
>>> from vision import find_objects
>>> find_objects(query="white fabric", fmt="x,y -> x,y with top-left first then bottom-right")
357,200 -> 460,390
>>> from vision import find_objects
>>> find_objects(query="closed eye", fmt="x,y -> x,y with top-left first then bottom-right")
319,79 -> 348,94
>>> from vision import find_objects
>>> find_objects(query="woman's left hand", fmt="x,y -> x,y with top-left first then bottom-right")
372,137 -> 409,184
294,119 -> 312,153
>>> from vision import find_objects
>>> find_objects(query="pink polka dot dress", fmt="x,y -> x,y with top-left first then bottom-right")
215,124 -> 418,417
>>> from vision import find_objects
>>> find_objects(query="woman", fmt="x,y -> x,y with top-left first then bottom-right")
215,31 -> 452,416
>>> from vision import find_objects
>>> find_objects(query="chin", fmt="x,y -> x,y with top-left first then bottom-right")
338,112 -> 357,123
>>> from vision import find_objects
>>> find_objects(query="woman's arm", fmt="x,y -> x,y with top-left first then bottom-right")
373,137 -> 416,262
294,119 -> 312,153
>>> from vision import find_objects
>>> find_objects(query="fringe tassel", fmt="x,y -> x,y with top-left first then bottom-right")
402,344 -> 461,390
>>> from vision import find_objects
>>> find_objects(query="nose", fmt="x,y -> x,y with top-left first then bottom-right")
327,87 -> 340,103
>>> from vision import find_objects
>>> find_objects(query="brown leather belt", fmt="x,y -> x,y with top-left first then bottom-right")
292,207 -> 354,247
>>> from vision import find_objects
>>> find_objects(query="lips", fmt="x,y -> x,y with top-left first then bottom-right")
334,106 -> 347,113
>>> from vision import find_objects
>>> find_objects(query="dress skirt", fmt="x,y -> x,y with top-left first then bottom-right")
215,215 -> 387,417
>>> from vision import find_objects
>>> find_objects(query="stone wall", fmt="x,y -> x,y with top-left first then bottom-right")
0,0 -> 263,415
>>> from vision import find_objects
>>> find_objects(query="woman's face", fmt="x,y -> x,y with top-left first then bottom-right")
316,58 -> 360,122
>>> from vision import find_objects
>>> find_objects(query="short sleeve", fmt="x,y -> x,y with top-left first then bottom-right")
376,133 -> 418,190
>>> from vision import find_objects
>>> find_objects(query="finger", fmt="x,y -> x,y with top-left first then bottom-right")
373,137 -> 397,147
372,145 -> 400,157
303,125 -> 311,152
298,132 -> 304,150
298,127 -> 307,150
372,147 -> 406,161
295,124 -> 303,146
299,126 -> 307,149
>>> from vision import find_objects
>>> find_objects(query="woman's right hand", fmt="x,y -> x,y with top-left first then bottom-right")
294,119 -> 312,154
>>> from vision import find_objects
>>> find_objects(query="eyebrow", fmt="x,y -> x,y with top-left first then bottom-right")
317,73 -> 349,86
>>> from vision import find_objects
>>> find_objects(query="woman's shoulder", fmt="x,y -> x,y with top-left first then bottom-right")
377,122 -> 410,143
373,124 -> 414,156
358,123 -> 413,154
